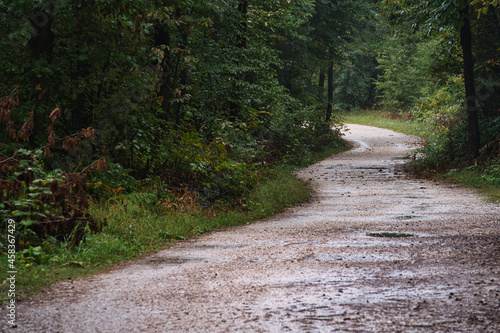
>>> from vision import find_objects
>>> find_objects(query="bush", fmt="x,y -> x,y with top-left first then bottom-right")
87,162 -> 137,198
0,92 -> 107,249
482,159 -> 500,185
0,149 -> 106,251
410,77 -> 464,132
266,104 -> 343,166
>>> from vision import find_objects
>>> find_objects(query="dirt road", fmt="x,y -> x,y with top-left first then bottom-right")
4,124 -> 500,332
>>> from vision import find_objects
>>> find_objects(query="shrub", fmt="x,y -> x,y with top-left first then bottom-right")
0,91 -> 106,249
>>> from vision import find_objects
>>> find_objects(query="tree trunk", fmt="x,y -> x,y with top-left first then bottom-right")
230,0 -> 249,121
326,62 -> 334,122
173,7 -> 192,125
28,10 -> 55,58
29,10 -> 55,146
460,6 -> 481,158
319,70 -> 326,98
153,22 -> 173,117
237,0 -> 249,48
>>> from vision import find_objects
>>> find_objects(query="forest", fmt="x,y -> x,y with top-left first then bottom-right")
0,0 -> 499,292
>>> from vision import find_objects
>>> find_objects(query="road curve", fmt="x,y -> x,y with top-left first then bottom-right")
5,124 -> 500,332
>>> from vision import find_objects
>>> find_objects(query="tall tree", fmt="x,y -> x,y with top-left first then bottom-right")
387,0 -> 500,158
459,4 -> 481,157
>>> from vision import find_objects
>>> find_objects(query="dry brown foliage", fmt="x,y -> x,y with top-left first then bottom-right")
0,89 -> 107,243
159,187 -> 200,212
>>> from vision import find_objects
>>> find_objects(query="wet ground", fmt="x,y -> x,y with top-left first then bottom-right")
3,124 -> 500,332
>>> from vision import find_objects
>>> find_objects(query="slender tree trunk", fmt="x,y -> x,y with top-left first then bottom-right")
174,8 -> 192,125
29,10 -> 55,146
153,23 -> 172,117
326,62 -> 334,122
460,6 -> 481,158
319,70 -> 326,97
29,10 -> 55,58
237,0 -> 249,48
230,0 -> 249,121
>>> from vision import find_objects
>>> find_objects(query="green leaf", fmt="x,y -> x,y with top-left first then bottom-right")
20,219 -> 39,227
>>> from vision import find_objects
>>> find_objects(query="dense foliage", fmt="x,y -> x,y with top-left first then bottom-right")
375,0 -> 500,168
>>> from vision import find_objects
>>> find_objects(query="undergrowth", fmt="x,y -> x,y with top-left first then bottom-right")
442,161 -> 500,203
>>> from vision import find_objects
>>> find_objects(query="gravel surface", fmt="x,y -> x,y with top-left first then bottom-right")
3,124 -> 500,332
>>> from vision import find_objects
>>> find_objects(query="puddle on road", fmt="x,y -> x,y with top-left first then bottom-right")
412,205 -> 432,211
367,232 -> 415,238
140,256 -> 205,266
394,215 -> 421,221
313,252 -> 407,263
325,164 -> 346,169
324,237 -> 417,248
355,166 -> 390,170
178,243 -> 248,250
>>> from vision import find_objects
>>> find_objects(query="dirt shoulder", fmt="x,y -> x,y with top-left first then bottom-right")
3,124 -> 499,332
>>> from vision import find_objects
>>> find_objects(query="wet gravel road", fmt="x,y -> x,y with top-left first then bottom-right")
3,124 -> 500,332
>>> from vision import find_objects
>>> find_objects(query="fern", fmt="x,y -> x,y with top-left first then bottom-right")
121,192 -> 159,206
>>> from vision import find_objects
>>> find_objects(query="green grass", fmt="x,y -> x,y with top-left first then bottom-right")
342,109 -> 500,203
442,167 -> 500,203
340,109 -> 434,140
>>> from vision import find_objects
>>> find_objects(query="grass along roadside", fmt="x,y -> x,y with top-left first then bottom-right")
340,109 -> 434,140
342,109 -> 500,203
442,166 -> 500,203
0,144 -> 349,299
